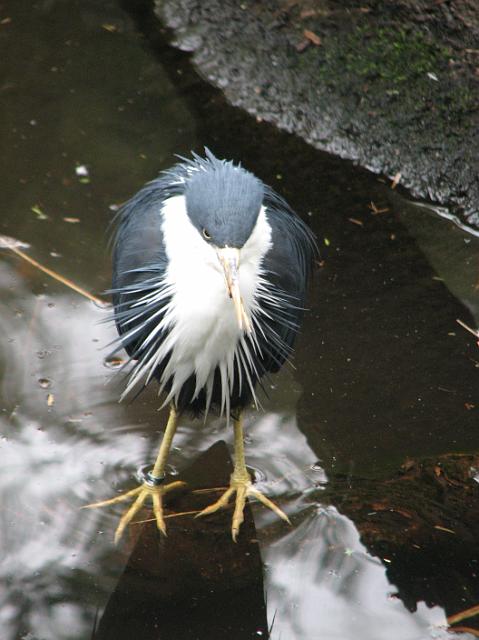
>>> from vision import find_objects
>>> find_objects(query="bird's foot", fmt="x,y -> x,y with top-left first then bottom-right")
196,471 -> 291,541
84,479 -> 187,543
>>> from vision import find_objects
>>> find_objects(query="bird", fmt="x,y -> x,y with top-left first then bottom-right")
86,149 -> 317,542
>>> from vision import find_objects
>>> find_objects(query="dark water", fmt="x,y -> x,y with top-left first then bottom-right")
0,1 -> 478,639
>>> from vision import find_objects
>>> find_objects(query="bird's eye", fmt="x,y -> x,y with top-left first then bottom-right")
202,228 -> 211,240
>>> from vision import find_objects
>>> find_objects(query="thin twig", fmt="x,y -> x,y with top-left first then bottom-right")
456,318 -> 479,338
448,603 -> 479,625
132,509 -> 205,525
191,486 -> 228,494
5,243 -> 107,306
447,626 -> 479,637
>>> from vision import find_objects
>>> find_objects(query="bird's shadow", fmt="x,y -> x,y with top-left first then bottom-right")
93,440 -> 268,640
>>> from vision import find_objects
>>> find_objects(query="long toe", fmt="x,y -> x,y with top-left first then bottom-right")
194,481 -> 290,540
85,479 -> 187,543
82,485 -> 143,510
152,489 -> 167,536
195,486 -> 235,518
162,480 -> 188,494
114,490 -> 149,544
248,486 -> 291,525
232,485 -> 247,542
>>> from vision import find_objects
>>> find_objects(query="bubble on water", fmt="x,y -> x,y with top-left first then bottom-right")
103,356 -> 125,369
249,466 -> 267,483
311,461 -> 323,471
38,377 -> 51,389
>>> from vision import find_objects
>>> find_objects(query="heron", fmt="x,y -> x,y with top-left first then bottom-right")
87,149 -> 317,542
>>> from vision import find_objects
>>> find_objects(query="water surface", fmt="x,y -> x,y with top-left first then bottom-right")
0,1 -> 478,639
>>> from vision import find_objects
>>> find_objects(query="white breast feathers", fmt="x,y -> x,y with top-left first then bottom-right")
155,195 -> 273,415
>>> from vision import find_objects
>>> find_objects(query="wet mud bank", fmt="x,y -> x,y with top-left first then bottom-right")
155,0 -> 479,228
321,452 -> 479,628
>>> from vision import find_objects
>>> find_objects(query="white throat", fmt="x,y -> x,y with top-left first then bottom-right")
152,195 -> 273,414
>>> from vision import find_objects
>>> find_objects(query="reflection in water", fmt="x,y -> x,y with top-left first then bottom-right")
397,200 -> 479,323
0,266 -> 123,638
0,263 -> 456,640
264,508 -> 450,640
239,391 -> 453,639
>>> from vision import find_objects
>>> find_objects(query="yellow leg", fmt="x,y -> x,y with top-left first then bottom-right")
84,405 -> 186,543
196,412 -> 291,541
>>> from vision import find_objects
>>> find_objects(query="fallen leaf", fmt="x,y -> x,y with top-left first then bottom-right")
391,172 -> 401,189
348,217 -> 364,226
368,201 -> 390,215
296,39 -> 310,53
63,217 -> 80,224
371,502 -> 388,511
392,508 -> 413,519
401,458 -> 415,472
303,29 -> 321,46
31,204 -> 48,220
47,393 -> 55,407
434,525 -> 455,534
300,9 -> 317,18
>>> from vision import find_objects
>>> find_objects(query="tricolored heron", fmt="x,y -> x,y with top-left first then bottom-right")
87,149 -> 317,542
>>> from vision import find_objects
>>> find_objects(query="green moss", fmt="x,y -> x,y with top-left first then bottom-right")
294,23 -> 477,123
323,26 -> 450,84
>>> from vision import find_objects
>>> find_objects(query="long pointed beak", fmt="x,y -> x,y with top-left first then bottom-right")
217,247 -> 252,333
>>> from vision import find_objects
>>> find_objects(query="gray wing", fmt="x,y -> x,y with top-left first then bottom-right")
110,175 -> 180,360
256,187 -> 317,374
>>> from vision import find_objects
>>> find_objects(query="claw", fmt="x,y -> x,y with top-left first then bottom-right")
114,490 -> 147,544
196,474 -> 290,541
152,489 -> 166,536
232,485 -> 247,541
249,487 -> 292,525
82,485 -> 143,509
85,480 -> 187,543
195,486 -> 235,517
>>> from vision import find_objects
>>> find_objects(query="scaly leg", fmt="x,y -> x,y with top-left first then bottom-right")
196,412 -> 291,541
84,405 -> 186,543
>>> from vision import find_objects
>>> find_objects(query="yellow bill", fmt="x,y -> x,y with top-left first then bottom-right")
217,247 -> 252,333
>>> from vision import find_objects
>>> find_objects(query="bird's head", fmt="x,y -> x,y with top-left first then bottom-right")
184,154 -> 265,333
